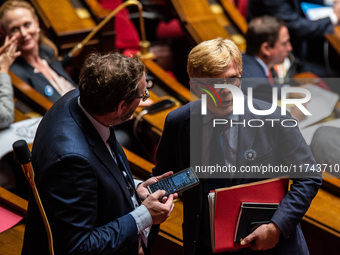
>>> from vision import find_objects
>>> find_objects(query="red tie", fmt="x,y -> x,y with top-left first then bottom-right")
267,69 -> 274,85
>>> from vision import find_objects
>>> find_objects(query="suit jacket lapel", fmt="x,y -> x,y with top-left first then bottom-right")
69,95 -> 134,207
189,100 -> 203,167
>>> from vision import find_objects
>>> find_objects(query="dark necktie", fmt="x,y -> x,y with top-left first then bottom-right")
209,123 -> 228,167
107,126 -> 135,196
208,121 -> 231,191
108,127 -> 149,247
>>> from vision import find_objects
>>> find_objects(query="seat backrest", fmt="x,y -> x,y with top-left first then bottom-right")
235,0 -> 248,18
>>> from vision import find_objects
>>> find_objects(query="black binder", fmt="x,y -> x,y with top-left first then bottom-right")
234,202 -> 279,242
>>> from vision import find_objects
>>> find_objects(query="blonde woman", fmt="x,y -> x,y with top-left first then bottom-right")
0,0 -> 76,103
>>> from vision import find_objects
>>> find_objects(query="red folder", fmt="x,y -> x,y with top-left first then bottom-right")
210,177 -> 289,253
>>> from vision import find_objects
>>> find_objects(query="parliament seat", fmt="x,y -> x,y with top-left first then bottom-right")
170,0 -> 246,52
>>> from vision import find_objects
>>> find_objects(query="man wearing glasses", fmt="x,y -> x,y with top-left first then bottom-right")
153,38 -> 321,255
23,52 -> 177,255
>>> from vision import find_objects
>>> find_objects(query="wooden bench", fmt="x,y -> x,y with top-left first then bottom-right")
171,0 -> 246,52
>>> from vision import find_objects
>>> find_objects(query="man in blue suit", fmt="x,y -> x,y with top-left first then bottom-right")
153,38 -> 322,255
242,15 -> 328,121
247,0 -> 340,77
242,16 -> 294,102
22,52 -> 177,255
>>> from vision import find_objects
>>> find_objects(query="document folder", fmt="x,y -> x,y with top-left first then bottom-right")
208,177 -> 289,253
234,202 -> 279,243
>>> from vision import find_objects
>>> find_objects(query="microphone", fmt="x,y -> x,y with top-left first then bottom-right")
12,140 -> 55,255
12,140 -> 34,186
67,0 -> 154,60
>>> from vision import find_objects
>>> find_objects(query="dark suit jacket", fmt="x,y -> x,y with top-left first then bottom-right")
242,54 -> 286,102
153,99 -> 322,255
10,45 -> 76,103
248,0 -> 333,38
22,89 -> 154,255
247,0 -> 333,64
242,54 -> 274,102
242,54 -> 268,80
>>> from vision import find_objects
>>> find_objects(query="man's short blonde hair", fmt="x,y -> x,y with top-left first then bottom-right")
187,38 -> 242,78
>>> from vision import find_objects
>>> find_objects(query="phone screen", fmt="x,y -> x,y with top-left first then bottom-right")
148,167 -> 199,196
144,99 -> 175,114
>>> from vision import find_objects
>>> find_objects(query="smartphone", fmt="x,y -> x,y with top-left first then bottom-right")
147,167 -> 199,197
144,99 -> 175,114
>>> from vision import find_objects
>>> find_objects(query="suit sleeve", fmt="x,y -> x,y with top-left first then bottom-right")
270,114 -> 322,238
0,73 -> 14,129
41,154 -> 138,255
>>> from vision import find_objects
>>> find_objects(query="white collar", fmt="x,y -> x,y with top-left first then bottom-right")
78,97 -> 110,143
255,56 -> 270,76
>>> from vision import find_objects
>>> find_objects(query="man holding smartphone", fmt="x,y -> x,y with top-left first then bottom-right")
23,52 -> 177,255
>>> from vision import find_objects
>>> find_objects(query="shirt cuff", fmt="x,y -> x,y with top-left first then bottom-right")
134,179 -> 143,188
0,73 -> 11,84
129,205 -> 153,234
329,12 -> 338,24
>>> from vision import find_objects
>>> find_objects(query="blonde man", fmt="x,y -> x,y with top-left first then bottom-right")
153,38 -> 321,255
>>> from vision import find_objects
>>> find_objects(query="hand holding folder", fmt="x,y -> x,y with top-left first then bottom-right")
208,177 -> 289,253
239,220 -> 282,251
234,202 -> 279,243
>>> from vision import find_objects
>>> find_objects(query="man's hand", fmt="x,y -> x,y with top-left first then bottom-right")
142,190 -> 176,225
289,84 -> 308,99
290,103 -> 307,121
136,171 -> 174,200
240,222 -> 281,250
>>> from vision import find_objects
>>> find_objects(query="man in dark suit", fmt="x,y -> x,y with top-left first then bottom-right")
22,52 -> 177,255
242,16 -> 294,102
242,16 -> 313,121
153,38 -> 322,255
247,0 -> 340,77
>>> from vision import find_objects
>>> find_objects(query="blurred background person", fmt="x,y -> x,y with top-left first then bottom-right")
247,0 -> 340,78
0,0 -> 76,103
0,34 -> 20,129
242,15 -> 293,100
242,15 -> 309,121
0,34 -> 21,194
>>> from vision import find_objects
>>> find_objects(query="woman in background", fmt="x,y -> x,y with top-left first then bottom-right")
0,0 -> 76,103
0,34 -> 20,129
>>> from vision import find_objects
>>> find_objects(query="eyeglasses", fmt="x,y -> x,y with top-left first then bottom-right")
214,77 -> 242,93
222,77 -> 242,87
137,88 -> 150,102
